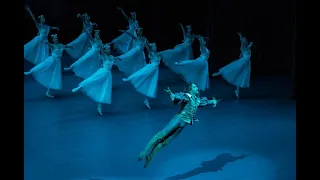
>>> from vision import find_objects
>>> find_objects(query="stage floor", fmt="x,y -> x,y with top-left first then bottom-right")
24,67 -> 296,180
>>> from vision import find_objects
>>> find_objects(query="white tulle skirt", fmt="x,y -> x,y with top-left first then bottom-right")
24,35 -> 50,65
178,55 -> 210,91
115,46 -> 146,76
219,56 -> 251,88
124,63 -> 159,98
69,49 -> 101,79
29,56 -> 62,90
160,42 -> 193,74
65,32 -> 91,60
79,68 -> 112,104
112,29 -> 135,54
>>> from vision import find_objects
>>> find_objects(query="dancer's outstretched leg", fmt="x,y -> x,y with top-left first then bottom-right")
212,72 -> 221,77
144,128 -> 184,168
72,86 -> 81,92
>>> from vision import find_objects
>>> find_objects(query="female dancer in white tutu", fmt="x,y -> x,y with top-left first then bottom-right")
212,32 -> 253,98
115,27 -> 147,76
160,23 -> 195,74
24,34 -> 72,98
64,30 -> 103,79
24,5 -> 59,65
123,42 -> 161,109
110,7 -> 139,54
65,13 -> 98,60
175,36 -> 210,91
72,45 -> 120,115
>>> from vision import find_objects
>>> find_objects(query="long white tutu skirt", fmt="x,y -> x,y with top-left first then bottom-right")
178,56 -> 210,91
79,68 -> 112,104
112,30 -> 135,54
65,32 -> 91,60
219,57 -> 251,88
24,35 -> 49,65
160,43 -> 193,74
30,56 -> 62,90
69,49 -> 101,79
115,47 -> 146,76
124,63 -> 159,98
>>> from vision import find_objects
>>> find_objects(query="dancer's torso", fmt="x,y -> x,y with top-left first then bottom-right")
178,94 -> 201,124
37,24 -> 50,38
149,53 -> 161,65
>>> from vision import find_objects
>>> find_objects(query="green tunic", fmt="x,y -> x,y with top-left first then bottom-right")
171,92 -> 212,124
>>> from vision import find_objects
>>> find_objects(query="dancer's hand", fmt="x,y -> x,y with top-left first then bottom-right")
175,62 -> 180,66
77,13 -> 81,18
211,97 -> 221,107
116,7 -> 123,11
24,5 -> 31,11
164,87 -> 172,94
119,30 -> 125,33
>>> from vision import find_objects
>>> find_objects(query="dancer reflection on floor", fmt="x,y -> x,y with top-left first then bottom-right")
138,83 -> 221,168
72,45 -> 120,115
24,5 -> 59,65
65,13 -> 98,60
212,32 -> 253,98
122,42 -> 161,109
24,34 -> 72,98
110,7 -> 139,54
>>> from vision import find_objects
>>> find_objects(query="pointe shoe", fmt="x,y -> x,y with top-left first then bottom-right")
24,72 -> 31,75
46,92 -> 54,98
97,105 -> 102,115
72,87 -> 80,92
212,72 -> 220,77
64,67 -> 71,71
144,99 -> 151,109
235,89 -> 239,99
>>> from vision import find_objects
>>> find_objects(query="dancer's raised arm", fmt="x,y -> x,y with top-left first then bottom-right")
24,5 -> 38,26
178,23 -> 186,36
117,7 -> 130,21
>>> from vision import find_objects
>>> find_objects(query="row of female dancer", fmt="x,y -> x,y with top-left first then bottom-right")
24,6 -> 253,115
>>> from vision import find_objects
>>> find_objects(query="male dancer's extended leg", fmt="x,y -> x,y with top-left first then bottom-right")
144,127 -> 185,168
138,115 -> 182,161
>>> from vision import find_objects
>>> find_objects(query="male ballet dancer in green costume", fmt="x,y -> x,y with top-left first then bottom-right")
138,83 -> 221,168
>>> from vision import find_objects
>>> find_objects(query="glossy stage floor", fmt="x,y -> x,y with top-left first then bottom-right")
24,65 -> 296,180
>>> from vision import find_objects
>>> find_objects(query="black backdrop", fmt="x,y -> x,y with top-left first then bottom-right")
24,0 -> 296,79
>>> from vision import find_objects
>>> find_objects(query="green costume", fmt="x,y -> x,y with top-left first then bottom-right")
138,88 -> 220,168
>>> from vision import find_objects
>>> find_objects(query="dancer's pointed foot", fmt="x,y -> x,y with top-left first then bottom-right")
97,104 -> 102,115
212,72 -> 220,77
46,92 -> 54,98
144,99 -> 151,109
72,86 -> 81,92
138,151 -> 146,161
24,72 -> 31,75
144,154 -> 152,168
235,89 -> 239,99
64,67 -> 71,71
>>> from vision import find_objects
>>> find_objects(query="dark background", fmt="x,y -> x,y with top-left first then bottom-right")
23,0 -> 296,80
